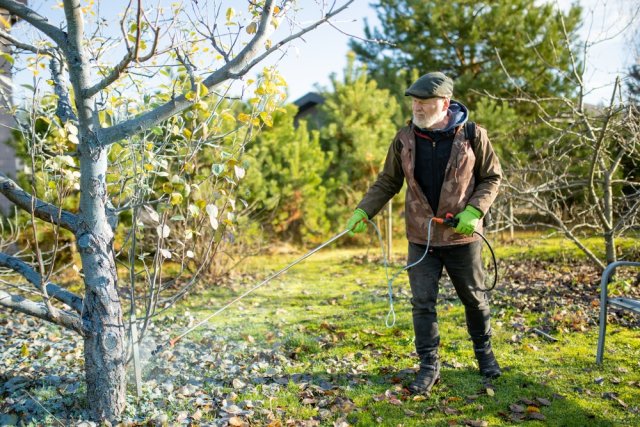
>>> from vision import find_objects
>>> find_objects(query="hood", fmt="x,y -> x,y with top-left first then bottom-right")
439,100 -> 468,132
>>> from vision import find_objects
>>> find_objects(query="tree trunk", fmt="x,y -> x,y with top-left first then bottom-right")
77,138 -> 126,421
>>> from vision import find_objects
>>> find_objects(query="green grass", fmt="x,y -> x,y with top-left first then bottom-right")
159,236 -> 640,426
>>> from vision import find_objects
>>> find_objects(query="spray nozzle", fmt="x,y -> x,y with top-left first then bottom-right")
432,213 -> 459,228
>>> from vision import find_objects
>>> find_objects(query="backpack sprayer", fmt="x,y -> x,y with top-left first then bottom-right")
151,213 -> 498,355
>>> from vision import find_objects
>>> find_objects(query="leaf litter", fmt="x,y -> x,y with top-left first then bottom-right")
1,258 -> 639,425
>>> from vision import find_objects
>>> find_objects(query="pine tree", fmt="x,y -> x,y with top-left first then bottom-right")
243,105 -> 330,242
352,0 -> 582,104
316,53 -> 400,226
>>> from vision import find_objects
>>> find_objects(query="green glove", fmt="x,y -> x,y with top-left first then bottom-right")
454,205 -> 483,236
346,208 -> 368,236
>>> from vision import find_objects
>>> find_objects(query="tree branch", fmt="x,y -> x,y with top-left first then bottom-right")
0,172 -> 78,232
49,56 -> 77,123
0,252 -> 83,313
97,0 -> 278,145
83,2 -> 160,98
0,290 -> 85,335
99,0 -> 354,146
0,28 -> 55,56
0,0 -> 68,48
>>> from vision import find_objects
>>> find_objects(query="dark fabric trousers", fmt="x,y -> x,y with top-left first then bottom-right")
407,240 -> 492,363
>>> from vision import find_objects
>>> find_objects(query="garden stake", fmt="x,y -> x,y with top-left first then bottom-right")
151,229 -> 352,355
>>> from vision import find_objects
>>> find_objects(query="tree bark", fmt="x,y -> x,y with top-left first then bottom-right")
76,136 -> 126,421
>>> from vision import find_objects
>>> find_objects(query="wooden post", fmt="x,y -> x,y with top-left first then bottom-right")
508,199 -> 514,240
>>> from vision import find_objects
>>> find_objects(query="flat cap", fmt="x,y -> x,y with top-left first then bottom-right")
405,72 -> 454,99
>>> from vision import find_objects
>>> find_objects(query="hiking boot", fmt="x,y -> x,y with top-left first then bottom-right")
474,343 -> 501,379
408,360 -> 440,394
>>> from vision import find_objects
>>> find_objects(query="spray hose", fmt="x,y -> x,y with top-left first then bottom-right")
151,215 -> 498,354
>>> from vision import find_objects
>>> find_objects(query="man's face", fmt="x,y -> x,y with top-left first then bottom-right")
412,97 -> 449,129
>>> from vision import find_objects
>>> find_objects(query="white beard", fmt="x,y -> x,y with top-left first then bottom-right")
413,112 -> 447,130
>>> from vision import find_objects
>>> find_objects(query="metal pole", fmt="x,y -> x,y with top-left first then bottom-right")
386,201 -> 392,261
130,314 -> 142,397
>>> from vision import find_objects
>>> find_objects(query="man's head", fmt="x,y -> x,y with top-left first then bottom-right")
406,72 -> 453,130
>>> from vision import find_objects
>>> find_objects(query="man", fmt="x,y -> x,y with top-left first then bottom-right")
346,72 -> 502,394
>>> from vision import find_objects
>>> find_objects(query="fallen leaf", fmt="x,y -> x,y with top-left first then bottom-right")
486,388 -> 495,397
17,344 -> 30,359
229,416 -> 246,426
528,412 -> 546,420
536,397 -> 551,406
509,404 -> 525,413
443,407 -> 460,415
464,420 -> 488,427
388,397 -> 403,406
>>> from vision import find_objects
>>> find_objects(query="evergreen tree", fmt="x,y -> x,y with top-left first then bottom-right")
243,105 -> 330,242
351,0 -> 583,110
627,64 -> 640,105
316,54 -> 400,226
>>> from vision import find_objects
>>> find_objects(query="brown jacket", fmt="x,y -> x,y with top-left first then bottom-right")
357,123 -> 502,246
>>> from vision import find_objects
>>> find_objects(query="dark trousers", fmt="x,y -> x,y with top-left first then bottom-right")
408,240 -> 492,363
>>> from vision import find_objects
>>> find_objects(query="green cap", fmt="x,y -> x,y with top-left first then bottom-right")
405,72 -> 454,99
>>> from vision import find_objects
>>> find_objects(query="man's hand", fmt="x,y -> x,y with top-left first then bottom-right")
346,208 -> 368,236
454,205 -> 482,236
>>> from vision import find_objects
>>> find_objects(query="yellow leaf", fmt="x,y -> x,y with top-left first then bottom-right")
221,111 -> 236,123
198,83 -> 209,97
264,39 -> 272,50
170,192 -> 183,206
162,182 -> 173,193
225,7 -> 235,23
20,343 -> 29,357
237,113 -> 251,123
183,128 -> 192,138
259,112 -> 273,127
185,90 -> 196,101
0,16 -> 11,30
144,164 -> 154,171
246,21 -> 257,35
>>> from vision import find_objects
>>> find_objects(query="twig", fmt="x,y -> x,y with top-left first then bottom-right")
23,389 -> 65,427
530,328 -> 558,342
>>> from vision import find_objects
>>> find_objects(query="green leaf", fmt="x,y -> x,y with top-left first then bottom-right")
211,164 -> 225,176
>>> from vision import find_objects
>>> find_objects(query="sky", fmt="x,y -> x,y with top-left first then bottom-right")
9,0 -> 635,106
271,0 -> 635,105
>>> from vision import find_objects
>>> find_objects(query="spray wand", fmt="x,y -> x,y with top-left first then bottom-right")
151,229 -> 352,355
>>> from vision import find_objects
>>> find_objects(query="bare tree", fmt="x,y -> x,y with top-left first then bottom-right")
0,0 -> 354,421
485,4 -> 640,269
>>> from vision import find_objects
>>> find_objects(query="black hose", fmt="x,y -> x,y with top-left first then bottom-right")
473,230 -> 498,291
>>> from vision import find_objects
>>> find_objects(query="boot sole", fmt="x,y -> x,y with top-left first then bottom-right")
408,376 -> 440,395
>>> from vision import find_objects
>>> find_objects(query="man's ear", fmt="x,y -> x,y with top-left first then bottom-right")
442,97 -> 451,111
